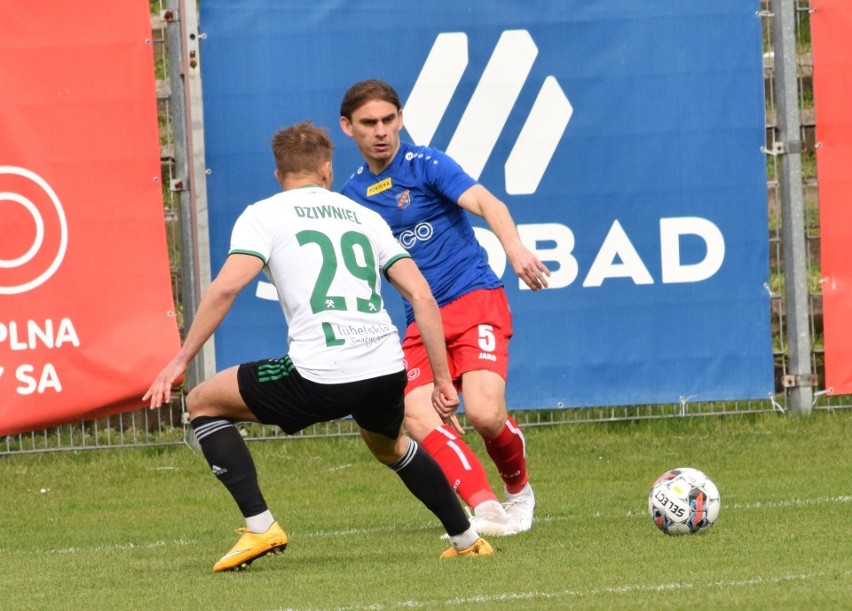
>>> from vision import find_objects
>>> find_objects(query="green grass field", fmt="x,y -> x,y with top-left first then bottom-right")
1,410 -> 850,610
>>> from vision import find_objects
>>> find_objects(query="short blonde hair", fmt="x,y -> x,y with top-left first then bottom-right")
270,121 -> 334,177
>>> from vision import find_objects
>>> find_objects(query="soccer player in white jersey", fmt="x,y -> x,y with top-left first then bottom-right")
340,80 -> 551,536
144,121 -> 492,572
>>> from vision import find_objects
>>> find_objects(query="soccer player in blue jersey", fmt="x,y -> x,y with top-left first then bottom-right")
339,80 -> 551,535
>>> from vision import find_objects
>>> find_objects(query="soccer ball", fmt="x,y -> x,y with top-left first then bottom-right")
648,467 -> 720,535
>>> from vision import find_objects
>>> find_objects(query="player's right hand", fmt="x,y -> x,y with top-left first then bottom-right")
443,413 -> 465,436
143,358 -> 187,409
431,379 -> 460,419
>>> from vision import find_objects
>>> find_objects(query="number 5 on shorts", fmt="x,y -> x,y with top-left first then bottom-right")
478,324 -> 496,352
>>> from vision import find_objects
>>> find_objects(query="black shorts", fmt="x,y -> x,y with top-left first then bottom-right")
237,356 -> 407,440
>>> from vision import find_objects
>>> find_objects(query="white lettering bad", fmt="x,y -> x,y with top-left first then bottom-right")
475,216 -> 726,290
659,217 -> 725,283
583,220 -> 654,287
0,318 -> 80,350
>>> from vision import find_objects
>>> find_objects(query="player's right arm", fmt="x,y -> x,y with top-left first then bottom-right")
385,257 -> 459,417
143,253 -> 264,408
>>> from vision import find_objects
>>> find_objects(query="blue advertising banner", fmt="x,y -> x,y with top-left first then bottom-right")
198,0 -> 773,408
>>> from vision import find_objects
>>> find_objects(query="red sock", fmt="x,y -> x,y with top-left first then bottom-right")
421,425 -> 498,508
484,417 -> 528,494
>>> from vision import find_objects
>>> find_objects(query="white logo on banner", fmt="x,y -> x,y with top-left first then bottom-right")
403,30 -> 573,195
0,166 -> 69,295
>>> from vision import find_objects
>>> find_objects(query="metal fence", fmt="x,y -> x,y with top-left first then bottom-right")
2,0 -> 849,456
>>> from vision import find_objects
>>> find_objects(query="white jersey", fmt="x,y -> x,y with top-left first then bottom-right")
229,186 -> 410,383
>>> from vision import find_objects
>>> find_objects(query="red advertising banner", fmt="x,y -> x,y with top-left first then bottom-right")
811,1 -> 852,396
0,2 -> 181,434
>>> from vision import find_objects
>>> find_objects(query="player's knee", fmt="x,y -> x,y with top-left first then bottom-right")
360,429 -> 404,465
404,395 -> 443,441
465,408 -> 507,438
370,448 -> 397,465
403,413 -> 434,442
185,385 -> 207,419
365,441 -> 402,466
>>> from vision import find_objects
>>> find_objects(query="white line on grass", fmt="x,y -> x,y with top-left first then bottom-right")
6,495 -> 848,556
725,495 -> 851,510
617,494 -> 851,522
0,538 -> 199,557
329,568 -> 852,610
305,494 -> 852,536
325,464 -> 353,472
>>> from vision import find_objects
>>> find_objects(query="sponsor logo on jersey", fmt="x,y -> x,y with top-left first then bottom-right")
398,222 -> 434,249
367,177 -> 392,196
478,352 -> 497,361
395,189 -> 412,209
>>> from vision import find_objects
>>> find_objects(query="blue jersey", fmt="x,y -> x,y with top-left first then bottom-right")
341,142 -> 502,324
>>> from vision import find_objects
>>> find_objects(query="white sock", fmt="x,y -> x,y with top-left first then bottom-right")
245,510 -> 274,533
449,526 -> 479,551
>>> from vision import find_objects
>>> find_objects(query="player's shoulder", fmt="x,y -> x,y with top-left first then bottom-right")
252,190 -> 292,206
397,142 -> 462,180
398,141 -> 444,164
237,191 -> 285,218
336,191 -> 387,225
244,188 -> 344,217
343,163 -> 370,189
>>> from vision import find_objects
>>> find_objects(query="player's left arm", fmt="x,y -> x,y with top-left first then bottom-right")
457,184 -> 550,291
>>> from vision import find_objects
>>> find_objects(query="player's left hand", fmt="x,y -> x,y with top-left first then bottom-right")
506,243 -> 551,291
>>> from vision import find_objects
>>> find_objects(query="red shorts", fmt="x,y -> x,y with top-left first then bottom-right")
402,288 -> 513,394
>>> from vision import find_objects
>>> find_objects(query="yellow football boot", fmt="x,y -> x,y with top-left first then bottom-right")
440,537 -> 494,559
212,521 -> 288,572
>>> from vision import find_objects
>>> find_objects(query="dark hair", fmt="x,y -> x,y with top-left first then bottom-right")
339,79 -> 402,119
270,121 -> 334,177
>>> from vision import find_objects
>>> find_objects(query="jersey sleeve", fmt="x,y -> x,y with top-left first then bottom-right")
229,205 -> 271,263
423,148 -> 478,203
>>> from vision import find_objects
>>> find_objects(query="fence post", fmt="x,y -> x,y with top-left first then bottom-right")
165,0 -> 216,389
771,0 -> 813,416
